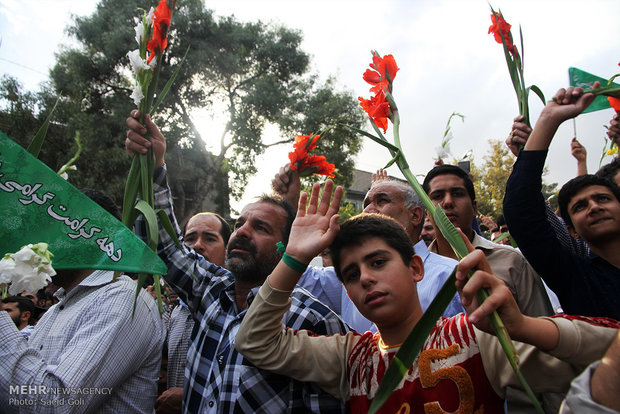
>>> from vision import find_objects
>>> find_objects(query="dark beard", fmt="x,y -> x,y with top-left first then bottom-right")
225,240 -> 281,285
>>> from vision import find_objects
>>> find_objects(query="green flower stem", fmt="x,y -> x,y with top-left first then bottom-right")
57,132 -> 82,176
582,84 -> 620,98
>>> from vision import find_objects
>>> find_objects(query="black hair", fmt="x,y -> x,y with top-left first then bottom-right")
422,164 -> 476,202
596,158 -> 620,184
330,213 -> 414,282
256,194 -> 296,244
2,296 -> 35,316
184,212 -> 232,245
558,174 -> 620,227
81,188 -> 122,221
496,214 -> 506,227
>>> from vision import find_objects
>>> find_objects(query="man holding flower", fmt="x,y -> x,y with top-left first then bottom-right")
125,111 -> 349,413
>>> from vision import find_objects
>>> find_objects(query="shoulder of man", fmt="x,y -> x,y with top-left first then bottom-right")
288,286 -> 351,335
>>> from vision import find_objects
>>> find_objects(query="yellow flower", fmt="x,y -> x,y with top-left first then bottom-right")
607,147 -> 618,156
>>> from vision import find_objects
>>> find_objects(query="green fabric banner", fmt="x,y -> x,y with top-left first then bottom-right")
0,132 -> 167,274
569,67 -> 619,114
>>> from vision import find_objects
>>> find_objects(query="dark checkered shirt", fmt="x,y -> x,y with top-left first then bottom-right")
146,166 -> 348,413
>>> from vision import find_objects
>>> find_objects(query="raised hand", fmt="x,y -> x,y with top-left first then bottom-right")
371,169 -> 389,183
542,84 -> 598,125
285,180 -> 342,265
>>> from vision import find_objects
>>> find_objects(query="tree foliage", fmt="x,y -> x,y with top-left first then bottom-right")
0,0 -> 363,225
471,139 -> 557,219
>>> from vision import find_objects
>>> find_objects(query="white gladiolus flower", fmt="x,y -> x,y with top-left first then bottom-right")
135,21 -> 145,45
435,143 -> 451,160
128,49 -> 149,74
147,7 -> 155,25
12,244 -> 37,263
436,132 -> 453,159
0,257 -> 15,285
131,82 -> 144,106
0,243 -> 55,295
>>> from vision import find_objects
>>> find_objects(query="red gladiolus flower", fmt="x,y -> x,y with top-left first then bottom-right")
358,94 -> 390,132
488,13 -> 515,54
609,97 -> 620,112
288,134 -> 335,178
364,54 -> 399,94
359,53 -> 398,132
147,0 -> 172,64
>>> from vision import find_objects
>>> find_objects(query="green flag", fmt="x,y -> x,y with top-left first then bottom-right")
569,67 -> 619,114
0,132 -> 167,274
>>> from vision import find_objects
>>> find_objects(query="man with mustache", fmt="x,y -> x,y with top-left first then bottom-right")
126,111 -> 349,413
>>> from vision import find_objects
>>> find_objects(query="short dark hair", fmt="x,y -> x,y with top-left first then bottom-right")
2,296 -> 35,316
596,158 -> 620,183
256,194 -> 296,244
558,174 -> 620,227
422,164 -> 476,202
81,188 -> 122,221
330,213 -> 414,282
184,212 -> 232,245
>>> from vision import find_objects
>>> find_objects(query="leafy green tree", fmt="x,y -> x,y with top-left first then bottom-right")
471,139 -> 557,219
0,76 -> 74,173
1,0 -> 363,224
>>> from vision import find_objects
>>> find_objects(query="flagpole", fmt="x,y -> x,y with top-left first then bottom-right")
572,118 -> 577,139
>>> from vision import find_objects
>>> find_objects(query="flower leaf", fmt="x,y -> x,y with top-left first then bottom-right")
151,44 -> 191,114
134,200 -> 159,251
132,273 -> 149,317
342,124 -> 399,153
155,209 -> 182,250
430,206 -> 469,259
27,97 -> 60,158
528,85 -> 546,105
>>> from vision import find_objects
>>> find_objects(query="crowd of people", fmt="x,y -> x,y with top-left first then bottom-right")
1,83 -> 620,413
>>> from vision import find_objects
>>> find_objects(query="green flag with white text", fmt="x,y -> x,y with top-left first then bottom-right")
569,67 -> 619,114
0,132 -> 167,274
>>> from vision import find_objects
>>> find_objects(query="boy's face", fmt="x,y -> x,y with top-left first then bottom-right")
567,185 -> 620,243
426,174 -> 476,238
339,237 -> 424,327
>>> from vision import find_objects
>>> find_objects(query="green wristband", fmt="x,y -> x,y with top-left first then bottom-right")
276,241 -> 308,273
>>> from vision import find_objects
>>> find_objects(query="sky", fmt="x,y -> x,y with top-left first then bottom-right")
1,0 -> 619,212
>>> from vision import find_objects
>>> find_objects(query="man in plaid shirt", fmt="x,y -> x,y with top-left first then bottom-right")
126,111 -> 349,413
